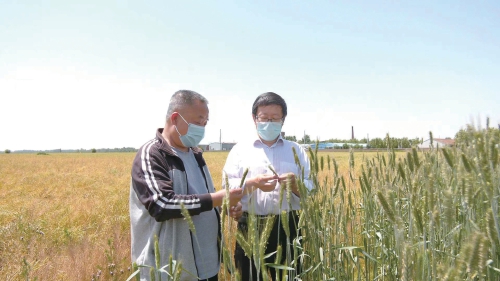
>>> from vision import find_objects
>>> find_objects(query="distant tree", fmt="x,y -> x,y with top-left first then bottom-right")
300,134 -> 311,144
285,136 -> 297,142
5,149 -> 11,154
369,138 -> 385,148
455,124 -> 500,147
455,125 -> 476,146
400,138 -> 410,148
409,137 -> 422,147
91,148 -> 97,153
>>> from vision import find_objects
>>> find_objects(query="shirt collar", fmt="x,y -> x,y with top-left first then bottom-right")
253,134 -> 284,148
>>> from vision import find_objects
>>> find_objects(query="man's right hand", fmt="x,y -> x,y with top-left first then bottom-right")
211,188 -> 243,207
245,174 -> 279,192
227,188 -> 244,206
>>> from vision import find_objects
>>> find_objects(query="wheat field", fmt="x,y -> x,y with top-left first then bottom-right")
1,129 -> 499,281
0,150 -> 371,280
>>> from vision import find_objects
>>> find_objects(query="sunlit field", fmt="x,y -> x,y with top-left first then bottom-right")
0,150 -> 370,280
0,153 -> 132,280
1,128 -> 499,281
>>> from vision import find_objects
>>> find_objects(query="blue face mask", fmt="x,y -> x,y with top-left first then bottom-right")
257,122 -> 282,141
175,113 -> 205,147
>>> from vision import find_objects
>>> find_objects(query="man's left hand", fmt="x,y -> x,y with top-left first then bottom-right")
278,173 -> 300,196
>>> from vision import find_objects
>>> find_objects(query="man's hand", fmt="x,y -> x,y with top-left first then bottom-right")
229,202 -> 243,221
227,188 -> 244,206
211,188 -> 243,207
278,172 -> 300,196
245,174 -> 279,192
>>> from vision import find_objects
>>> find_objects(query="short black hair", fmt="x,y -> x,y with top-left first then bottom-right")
251,92 -> 287,118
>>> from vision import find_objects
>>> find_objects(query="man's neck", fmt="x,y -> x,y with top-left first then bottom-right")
260,137 -> 279,147
162,129 -> 189,152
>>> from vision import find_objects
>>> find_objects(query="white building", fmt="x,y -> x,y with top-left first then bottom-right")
208,142 -> 236,151
418,138 -> 455,149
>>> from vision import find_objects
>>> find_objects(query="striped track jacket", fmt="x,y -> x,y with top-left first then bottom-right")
130,128 -> 220,280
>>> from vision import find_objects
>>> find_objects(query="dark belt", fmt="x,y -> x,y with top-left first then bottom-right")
238,210 -> 299,224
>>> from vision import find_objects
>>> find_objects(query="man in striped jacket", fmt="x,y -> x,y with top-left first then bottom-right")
130,90 -> 243,281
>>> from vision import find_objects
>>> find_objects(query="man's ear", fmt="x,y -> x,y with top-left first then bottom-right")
170,112 -> 179,124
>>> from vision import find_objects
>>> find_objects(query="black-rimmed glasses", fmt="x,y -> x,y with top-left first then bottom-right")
255,116 -> 283,123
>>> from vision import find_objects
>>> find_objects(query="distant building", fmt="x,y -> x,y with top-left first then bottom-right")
418,138 -> 455,149
198,144 -> 210,151
309,142 -> 368,150
208,142 -> 236,151
300,144 -> 311,150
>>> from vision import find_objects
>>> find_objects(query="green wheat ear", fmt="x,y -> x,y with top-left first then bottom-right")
240,168 -> 249,187
281,210 -> 290,237
180,203 -> 196,235
461,153 -> 472,173
441,147 -> 454,168
377,191 -> 396,223
150,266 -> 155,281
154,235 -> 161,271
259,216 -> 276,251
412,147 -> 420,169
235,230 -> 252,256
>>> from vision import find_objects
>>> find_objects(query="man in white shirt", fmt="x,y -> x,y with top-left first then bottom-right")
223,92 -> 312,281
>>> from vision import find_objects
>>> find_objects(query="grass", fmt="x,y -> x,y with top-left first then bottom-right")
0,153 -> 132,280
1,126 -> 499,280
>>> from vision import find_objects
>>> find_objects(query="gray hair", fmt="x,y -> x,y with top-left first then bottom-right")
166,90 -> 208,119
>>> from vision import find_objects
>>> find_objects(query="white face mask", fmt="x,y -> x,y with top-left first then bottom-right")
175,113 -> 205,147
257,122 -> 282,141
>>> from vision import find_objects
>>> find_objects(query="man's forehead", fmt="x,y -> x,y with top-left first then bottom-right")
257,105 -> 282,114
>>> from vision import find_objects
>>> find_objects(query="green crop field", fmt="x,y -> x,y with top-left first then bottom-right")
1,127 -> 499,280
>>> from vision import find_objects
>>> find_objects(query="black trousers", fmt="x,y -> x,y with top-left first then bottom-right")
234,211 -> 300,281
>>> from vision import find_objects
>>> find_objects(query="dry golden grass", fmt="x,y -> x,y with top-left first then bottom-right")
0,153 -> 133,280
0,150 -> 402,280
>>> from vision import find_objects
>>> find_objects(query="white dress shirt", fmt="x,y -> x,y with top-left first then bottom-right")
223,135 -> 313,215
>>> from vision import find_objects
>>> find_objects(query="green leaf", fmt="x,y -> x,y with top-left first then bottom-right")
125,269 -> 141,281
360,250 -> 378,263
264,263 -> 295,270
263,250 -> 278,259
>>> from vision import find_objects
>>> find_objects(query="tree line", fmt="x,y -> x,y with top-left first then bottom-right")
3,147 -> 138,154
284,134 -> 422,149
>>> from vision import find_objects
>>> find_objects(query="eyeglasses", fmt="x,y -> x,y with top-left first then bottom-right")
255,116 -> 283,123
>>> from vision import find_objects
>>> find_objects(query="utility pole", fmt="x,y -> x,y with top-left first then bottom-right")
219,129 -> 222,151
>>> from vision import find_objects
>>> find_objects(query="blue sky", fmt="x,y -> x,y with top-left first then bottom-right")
1,1 -> 499,150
